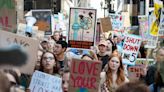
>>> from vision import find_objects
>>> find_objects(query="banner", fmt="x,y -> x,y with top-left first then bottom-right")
159,8 -> 164,38
0,30 -> 39,74
122,34 -> 142,65
0,0 -> 17,33
145,12 -> 158,48
32,9 -> 52,35
150,0 -> 163,36
69,58 -> 101,92
109,14 -> 124,32
29,71 -> 62,92
68,8 -> 96,49
100,17 -> 112,32
138,16 -> 149,40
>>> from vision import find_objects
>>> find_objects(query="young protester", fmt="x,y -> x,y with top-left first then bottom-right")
140,47 -> 164,85
116,81 -> 150,92
81,54 -> 94,60
149,71 -> 164,92
39,51 -> 60,77
51,31 -> 62,42
53,40 -> 68,69
34,50 -> 43,70
100,54 -> 129,92
97,40 -> 110,70
62,68 -> 70,92
0,71 -> 10,92
4,69 -> 25,92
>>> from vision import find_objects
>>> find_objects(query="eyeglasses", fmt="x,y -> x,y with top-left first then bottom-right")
43,57 -> 54,61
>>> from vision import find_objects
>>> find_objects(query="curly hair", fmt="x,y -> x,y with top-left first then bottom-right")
106,54 -> 125,87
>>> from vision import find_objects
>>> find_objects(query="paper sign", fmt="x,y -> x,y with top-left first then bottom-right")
68,8 -> 97,49
100,17 -> 112,32
122,34 -> 142,65
0,30 -> 39,74
159,8 -> 164,38
145,12 -> 158,48
138,16 -> 149,40
135,58 -> 155,66
0,0 -> 17,33
29,71 -> 62,92
150,0 -> 163,36
69,58 -> 101,92
109,14 -> 124,32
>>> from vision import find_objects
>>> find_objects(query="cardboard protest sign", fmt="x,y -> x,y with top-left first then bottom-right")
68,8 -> 97,49
100,17 -> 112,32
0,30 -> 39,74
122,34 -> 142,65
0,0 -> 17,33
150,0 -> 163,36
138,16 -> 149,40
159,8 -> 164,38
128,66 -> 143,80
128,58 -> 155,80
145,12 -> 158,48
29,71 -> 62,92
69,58 -> 101,92
109,14 -> 124,33
32,9 -> 52,35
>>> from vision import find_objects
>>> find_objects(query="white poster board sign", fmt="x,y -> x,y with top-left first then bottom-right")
122,34 -> 142,65
29,71 -> 62,92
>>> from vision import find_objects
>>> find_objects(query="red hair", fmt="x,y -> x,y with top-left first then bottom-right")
106,54 -> 125,87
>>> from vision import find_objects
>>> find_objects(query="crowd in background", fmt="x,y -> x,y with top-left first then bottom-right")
0,30 -> 163,92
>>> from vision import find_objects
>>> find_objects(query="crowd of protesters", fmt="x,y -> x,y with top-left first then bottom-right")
0,30 -> 163,92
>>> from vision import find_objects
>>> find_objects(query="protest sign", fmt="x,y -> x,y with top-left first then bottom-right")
109,14 -> 124,32
122,34 -> 142,65
0,0 -> 17,33
96,22 -> 101,45
32,9 -> 52,35
29,71 -> 62,92
138,16 -> 149,40
68,8 -> 97,49
128,66 -> 143,80
100,17 -> 112,32
135,58 -> 155,66
159,8 -> 164,38
69,58 -> 101,92
0,30 -> 39,74
128,58 -> 155,80
150,0 -> 163,36
145,12 -> 158,48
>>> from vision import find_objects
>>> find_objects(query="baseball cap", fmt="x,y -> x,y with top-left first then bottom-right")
98,40 -> 108,46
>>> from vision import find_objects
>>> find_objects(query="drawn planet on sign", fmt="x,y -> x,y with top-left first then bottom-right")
76,88 -> 89,92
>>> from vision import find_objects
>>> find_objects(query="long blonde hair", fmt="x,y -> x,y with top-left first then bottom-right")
106,54 -> 125,87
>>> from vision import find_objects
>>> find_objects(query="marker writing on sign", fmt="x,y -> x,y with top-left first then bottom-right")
6,38 -> 30,47
71,61 -> 99,89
